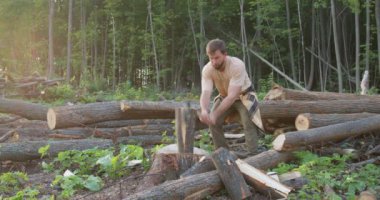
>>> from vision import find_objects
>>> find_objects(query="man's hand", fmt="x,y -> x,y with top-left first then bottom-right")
199,110 -> 212,125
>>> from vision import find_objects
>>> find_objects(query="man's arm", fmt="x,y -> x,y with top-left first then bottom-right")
209,84 -> 241,124
199,76 -> 213,124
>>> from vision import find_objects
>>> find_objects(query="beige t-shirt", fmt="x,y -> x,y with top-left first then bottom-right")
202,56 -> 252,97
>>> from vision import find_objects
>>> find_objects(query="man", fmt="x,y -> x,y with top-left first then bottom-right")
199,39 -> 264,154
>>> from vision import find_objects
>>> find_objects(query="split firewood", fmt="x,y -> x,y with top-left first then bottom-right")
0,98 -> 48,120
47,101 -> 174,129
264,84 -> 379,101
236,159 -> 291,198
211,148 -> 252,200
273,115 -> 380,151
127,150 -> 294,200
277,171 -> 307,189
295,113 -> 377,130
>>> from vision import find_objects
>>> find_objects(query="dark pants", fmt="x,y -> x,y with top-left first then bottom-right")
210,98 -> 259,153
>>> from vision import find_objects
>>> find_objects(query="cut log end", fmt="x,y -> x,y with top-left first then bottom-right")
295,114 -> 310,131
47,108 -> 56,130
120,101 -> 130,112
273,134 -> 286,151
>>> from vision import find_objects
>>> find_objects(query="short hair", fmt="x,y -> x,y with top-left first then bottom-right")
206,39 -> 226,54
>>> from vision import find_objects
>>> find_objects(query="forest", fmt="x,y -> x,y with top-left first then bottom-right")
0,0 -> 380,199
0,0 -> 379,94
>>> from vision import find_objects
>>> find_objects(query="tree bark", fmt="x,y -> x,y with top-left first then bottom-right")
66,0 -> 73,81
264,85 -> 380,101
365,0 -> 371,72
47,101 -> 174,129
127,150 -> 294,200
355,7 -> 361,92
88,119 -> 173,128
211,148 -> 252,200
285,0 -> 297,82
331,0 -> 343,93
260,99 -> 380,120
0,98 -> 48,120
0,139 -> 114,161
47,0 -> 55,79
273,115 -> 380,151
295,113 -> 377,130
120,100 -> 199,112
376,0 -> 380,77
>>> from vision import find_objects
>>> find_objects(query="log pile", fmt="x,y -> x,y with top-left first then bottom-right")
1,85 -> 380,199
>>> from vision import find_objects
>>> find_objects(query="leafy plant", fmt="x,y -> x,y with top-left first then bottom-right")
38,144 -> 50,159
194,130 -> 213,152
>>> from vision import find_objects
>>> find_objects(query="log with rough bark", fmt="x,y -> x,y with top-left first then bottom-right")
47,101 -> 174,129
0,139 -> 114,161
0,98 -> 48,120
0,120 -> 48,129
0,136 -> 170,161
0,129 -> 16,142
180,156 -> 214,178
127,150 -> 294,200
120,100 -> 199,112
88,119 -> 173,128
211,148 -> 252,200
273,115 -> 380,151
260,99 -> 380,120
295,113 -> 377,130
264,85 -> 380,101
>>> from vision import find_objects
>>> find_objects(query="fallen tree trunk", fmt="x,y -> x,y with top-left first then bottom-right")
295,113 -> 377,130
0,120 -> 48,129
264,85 -> 380,101
127,150 -> 294,200
273,115 -> 380,151
0,136 -> 170,161
88,119 -> 173,128
47,101 -> 175,129
260,99 -> 380,120
0,98 -> 48,120
120,100 -> 199,112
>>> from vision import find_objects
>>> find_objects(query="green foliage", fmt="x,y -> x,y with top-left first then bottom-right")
194,130 -> 213,152
257,73 -> 274,100
272,151 -> 380,199
42,145 -> 147,198
44,84 -> 75,102
38,144 -> 50,159
0,172 -> 29,194
258,134 -> 274,149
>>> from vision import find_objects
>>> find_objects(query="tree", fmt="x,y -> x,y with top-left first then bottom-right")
48,0 -> 55,79
66,0 -> 73,82
331,0 -> 343,93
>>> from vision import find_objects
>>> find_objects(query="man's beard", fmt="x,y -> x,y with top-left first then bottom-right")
213,60 -> 225,71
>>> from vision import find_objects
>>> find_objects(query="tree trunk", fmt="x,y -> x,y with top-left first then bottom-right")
80,0 -> 87,84
127,150 -> 294,200
88,119 -> 173,128
295,113 -> 377,130
47,101 -> 174,129
330,0 -> 343,93
120,100 -> 199,112
47,0 -> 55,79
376,0 -> 380,76
365,0 -> 371,72
0,98 -> 48,120
66,0 -> 73,82
355,10 -> 360,92
260,99 -> 380,120
273,115 -> 380,151
111,15 -> 116,91
211,148 -> 252,200
285,0 -> 297,82
0,139 -> 114,161
264,85 -> 380,101
147,0 -> 160,90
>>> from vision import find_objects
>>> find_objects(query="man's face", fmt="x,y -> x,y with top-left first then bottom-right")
207,50 -> 227,70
